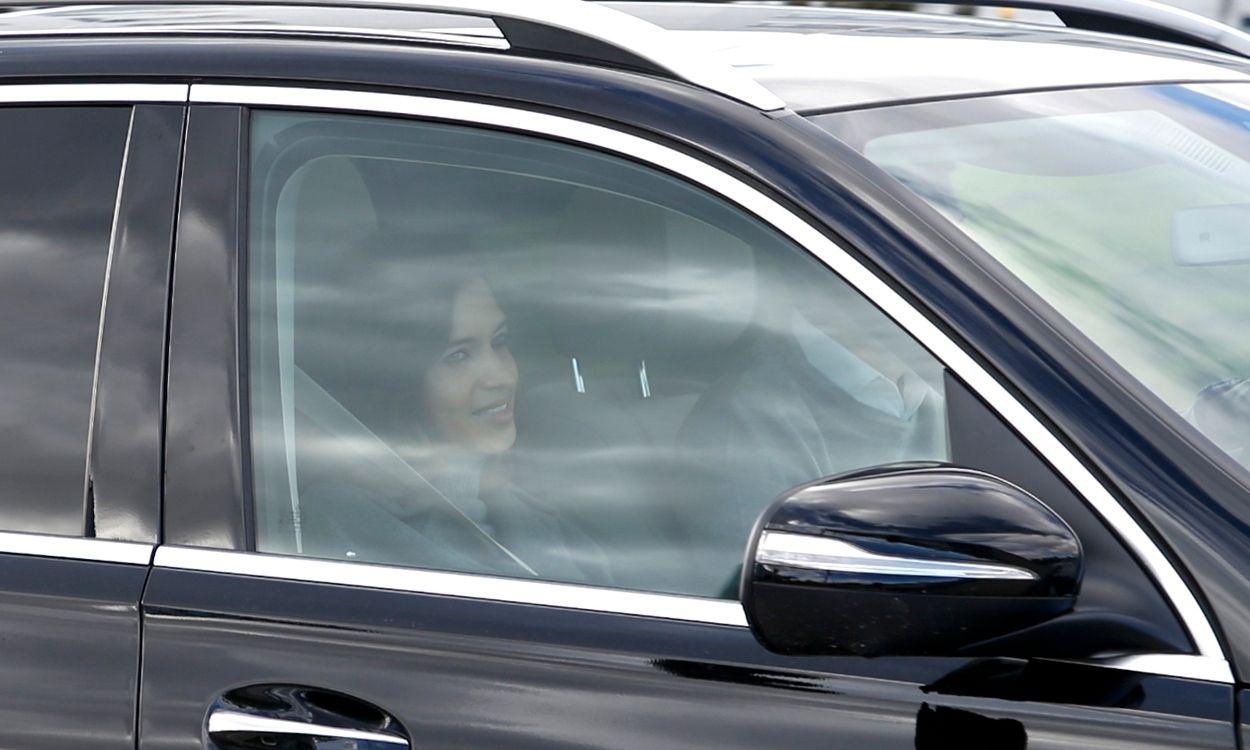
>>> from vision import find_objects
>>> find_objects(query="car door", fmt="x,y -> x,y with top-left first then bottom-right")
138,88 -> 1235,750
0,85 -> 183,747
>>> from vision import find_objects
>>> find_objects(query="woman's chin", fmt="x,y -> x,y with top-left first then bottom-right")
472,423 -> 516,455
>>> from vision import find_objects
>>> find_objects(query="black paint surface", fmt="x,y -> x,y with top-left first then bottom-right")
0,106 -> 130,536
140,568 -> 1234,749
164,105 -> 249,550
0,553 -> 147,749
89,104 -> 185,543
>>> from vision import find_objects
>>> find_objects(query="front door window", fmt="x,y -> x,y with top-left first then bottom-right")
246,110 -> 949,597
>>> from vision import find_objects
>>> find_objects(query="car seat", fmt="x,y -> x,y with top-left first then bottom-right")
509,187 -> 757,596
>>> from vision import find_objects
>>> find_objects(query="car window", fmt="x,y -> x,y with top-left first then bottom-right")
813,83 -> 1250,475
247,110 -> 949,598
0,106 -> 131,537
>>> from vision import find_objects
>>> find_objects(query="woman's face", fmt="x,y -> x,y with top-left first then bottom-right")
421,277 -> 518,455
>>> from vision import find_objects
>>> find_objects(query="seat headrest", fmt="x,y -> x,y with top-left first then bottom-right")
536,187 -> 757,384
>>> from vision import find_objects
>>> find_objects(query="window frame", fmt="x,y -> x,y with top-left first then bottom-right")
160,83 -> 1229,684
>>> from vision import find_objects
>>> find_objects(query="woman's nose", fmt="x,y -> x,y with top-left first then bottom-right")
479,347 -> 517,389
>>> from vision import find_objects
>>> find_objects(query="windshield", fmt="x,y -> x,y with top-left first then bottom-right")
813,83 -> 1250,471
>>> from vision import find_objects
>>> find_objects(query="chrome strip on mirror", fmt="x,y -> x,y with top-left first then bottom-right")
1091,653 -> 1235,683
756,531 -> 1039,581
187,83 -> 1232,684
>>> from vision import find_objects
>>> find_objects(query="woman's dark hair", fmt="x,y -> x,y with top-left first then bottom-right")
295,226 -> 491,449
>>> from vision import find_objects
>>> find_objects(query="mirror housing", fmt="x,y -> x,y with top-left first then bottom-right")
742,464 -> 1083,657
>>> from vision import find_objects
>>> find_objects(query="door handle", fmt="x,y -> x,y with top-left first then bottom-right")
207,708 -> 409,748
204,685 -> 410,750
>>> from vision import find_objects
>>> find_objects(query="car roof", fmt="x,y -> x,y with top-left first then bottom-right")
610,3 -> 1250,112
2,1 -> 1250,112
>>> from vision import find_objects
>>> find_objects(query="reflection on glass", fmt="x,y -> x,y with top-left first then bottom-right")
817,83 -> 1250,474
0,107 -> 129,536
249,111 -> 949,598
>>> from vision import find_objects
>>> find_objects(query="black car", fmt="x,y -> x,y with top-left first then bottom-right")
4,0 -> 1250,747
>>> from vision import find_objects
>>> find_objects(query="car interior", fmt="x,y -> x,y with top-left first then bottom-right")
247,110 -> 948,598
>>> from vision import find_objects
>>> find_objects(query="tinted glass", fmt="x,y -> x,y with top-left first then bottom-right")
0,106 -> 130,536
248,110 -> 948,598
815,83 -> 1250,475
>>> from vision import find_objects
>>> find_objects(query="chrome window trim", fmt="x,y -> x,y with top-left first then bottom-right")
0,82 -> 189,103
0,531 -> 153,565
189,83 -> 1231,684
83,107 -> 137,519
155,546 -> 750,626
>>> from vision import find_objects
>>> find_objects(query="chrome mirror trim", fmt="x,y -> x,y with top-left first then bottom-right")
756,531 -> 1038,581
207,709 -> 409,746
1090,654 -> 1235,683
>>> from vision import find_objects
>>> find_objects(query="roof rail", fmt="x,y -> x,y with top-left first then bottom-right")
861,0 -> 1250,59
0,0 -> 787,110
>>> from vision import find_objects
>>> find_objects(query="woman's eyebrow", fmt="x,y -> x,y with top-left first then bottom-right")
445,320 -> 507,351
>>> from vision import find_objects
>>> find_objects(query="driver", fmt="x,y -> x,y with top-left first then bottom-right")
677,269 -> 946,594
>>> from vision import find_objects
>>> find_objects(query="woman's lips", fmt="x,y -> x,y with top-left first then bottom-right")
473,400 -> 514,424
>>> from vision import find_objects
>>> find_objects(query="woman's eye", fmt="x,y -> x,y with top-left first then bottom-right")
442,349 -> 469,365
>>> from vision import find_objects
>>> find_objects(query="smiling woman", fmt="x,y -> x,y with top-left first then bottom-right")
341,230 -> 518,459
342,231 -> 525,544
420,276 -> 518,456
271,225 -> 605,583
244,112 -> 620,585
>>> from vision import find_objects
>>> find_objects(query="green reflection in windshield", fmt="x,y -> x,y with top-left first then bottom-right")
821,84 -> 1250,467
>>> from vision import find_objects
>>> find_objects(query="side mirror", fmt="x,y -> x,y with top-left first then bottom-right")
742,464 -> 1082,657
